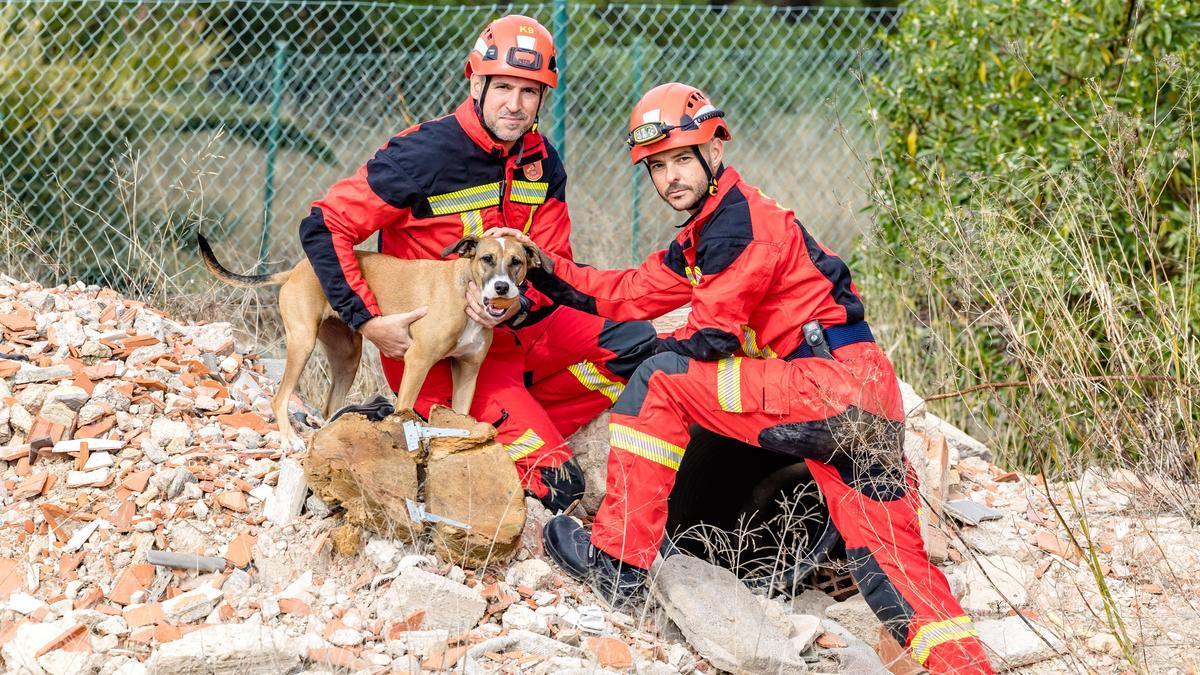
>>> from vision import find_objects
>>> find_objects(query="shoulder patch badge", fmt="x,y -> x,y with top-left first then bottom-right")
523,161 -> 543,181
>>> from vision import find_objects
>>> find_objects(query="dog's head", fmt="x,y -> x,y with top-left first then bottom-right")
441,235 -> 550,319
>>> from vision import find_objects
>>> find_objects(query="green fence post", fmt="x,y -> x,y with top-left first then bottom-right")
631,36 -> 643,266
551,0 -> 568,160
258,40 -> 287,274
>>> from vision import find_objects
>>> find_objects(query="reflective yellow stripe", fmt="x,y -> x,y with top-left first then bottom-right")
716,357 -> 743,413
505,428 -> 545,461
740,325 -> 777,359
510,179 -> 548,205
685,265 -> 702,286
428,181 -> 502,215
568,361 -> 624,403
910,616 -> 979,665
460,209 -> 484,238
522,205 -> 537,234
610,423 -> 684,470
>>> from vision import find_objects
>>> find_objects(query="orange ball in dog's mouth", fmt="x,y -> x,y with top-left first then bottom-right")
485,296 -> 516,318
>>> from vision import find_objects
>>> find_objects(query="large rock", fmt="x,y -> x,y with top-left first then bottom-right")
304,412 -> 421,539
377,568 -> 487,634
651,555 -> 807,674
423,406 -> 525,566
144,624 -> 302,674
566,414 -> 610,514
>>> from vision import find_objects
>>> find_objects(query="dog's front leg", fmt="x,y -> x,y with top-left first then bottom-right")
394,342 -> 439,414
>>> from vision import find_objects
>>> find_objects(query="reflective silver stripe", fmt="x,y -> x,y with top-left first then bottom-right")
510,179 -> 548,205
505,428 -> 545,461
568,360 -> 624,403
909,615 -> 978,665
460,209 -> 484,238
716,357 -> 742,413
741,325 -> 777,359
609,423 -> 684,470
428,181 -> 502,215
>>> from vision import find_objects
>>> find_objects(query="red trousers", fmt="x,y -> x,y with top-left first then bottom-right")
592,343 -> 993,674
380,306 -> 657,497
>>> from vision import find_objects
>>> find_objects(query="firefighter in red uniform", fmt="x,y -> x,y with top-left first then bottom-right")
491,83 -> 993,673
297,15 -> 658,510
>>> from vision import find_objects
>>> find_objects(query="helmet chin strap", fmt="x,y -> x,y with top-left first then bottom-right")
686,145 -> 719,210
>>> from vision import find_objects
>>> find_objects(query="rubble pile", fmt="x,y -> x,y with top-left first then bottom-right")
1,279 -> 1198,674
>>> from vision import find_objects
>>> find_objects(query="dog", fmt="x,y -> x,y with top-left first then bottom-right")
196,232 -> 549,446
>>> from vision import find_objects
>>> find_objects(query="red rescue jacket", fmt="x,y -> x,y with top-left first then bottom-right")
299,99 -> 573,329
529,166 -> 866,361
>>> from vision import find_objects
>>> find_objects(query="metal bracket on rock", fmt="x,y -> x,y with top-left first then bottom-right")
401,419 -> 470,453
405,498 -> 472,531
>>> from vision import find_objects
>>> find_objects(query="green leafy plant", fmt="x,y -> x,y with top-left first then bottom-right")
861,0 -> 1198,469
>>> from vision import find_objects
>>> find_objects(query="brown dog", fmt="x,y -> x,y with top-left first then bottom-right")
197,233 -> 548,446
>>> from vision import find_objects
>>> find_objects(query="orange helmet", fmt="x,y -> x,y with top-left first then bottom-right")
465,15 -> 558,89
626,83 -> 730,164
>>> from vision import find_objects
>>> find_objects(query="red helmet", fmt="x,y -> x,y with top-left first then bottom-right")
627,83 -> 730,164
465,15 -> 558,89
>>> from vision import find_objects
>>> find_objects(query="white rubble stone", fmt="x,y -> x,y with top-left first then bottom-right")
97,615 -> 130,636
263,458 -> 307,526
144,624 -> 302,674
378,568 -> 487,634
505,558 -> 553,590
788,614 -> 822,653
150,417 -> 192,450
6,592 -> 50,615
976,616 -> 1064,670
1,619 -> 76,672
328,628 -> 365,647
958,555 -> 1033,616
14,364 -> 73,384
364,538 -> 402,571
502,604 -> 549,635
38,649 -> 91,675
161,583 -> 223,624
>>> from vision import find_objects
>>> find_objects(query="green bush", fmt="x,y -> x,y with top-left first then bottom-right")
862,0 -> 1199,469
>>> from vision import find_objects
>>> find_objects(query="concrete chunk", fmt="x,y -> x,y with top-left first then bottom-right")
651,555 -> 806,674
378,568 -> 486,634
145,624 -> 302,674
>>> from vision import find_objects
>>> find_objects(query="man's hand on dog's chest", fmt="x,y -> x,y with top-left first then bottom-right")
466,280 -> 521,328
359,307 -> 429,359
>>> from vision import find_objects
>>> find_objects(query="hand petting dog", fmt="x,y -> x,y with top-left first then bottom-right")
359,307 -> 429,359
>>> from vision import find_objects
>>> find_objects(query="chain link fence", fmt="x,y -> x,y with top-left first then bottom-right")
1,0 -> 898,287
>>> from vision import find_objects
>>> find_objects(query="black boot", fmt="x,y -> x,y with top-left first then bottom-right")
534,458 -> 585,512
543,515 -> 647,606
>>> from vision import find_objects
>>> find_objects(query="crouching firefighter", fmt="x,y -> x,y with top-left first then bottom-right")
488,83 -> 994,674
296,15 -> 659,512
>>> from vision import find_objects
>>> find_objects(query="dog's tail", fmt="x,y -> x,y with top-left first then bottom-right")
197,232 -> 290,288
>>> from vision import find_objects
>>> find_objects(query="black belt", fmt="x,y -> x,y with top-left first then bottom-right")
784,320 -> 875,360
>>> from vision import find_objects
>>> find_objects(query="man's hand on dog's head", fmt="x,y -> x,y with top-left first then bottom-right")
466,280 -> 521,327
484,228 -> 534,246
359,307 -> 429,359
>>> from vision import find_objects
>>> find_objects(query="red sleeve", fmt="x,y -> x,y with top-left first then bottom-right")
527,249 -> 692,322
299,149 -> 418,330
660,241 -> 779,360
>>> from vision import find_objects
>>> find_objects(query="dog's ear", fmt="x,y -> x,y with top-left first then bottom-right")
441,236 -> 479,259
523,242 -> 554,273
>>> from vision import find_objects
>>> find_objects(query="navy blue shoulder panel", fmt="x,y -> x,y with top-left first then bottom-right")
662,240 -> 688,278
695,186 -> 753,275
541,141 -> 567,202
369,115 -> 502,217
796,219 -> 864,323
